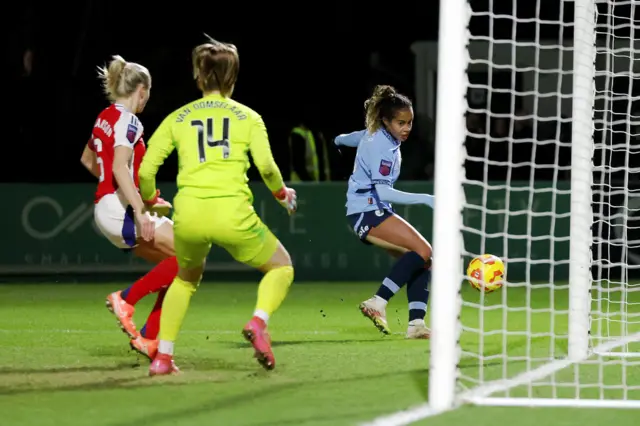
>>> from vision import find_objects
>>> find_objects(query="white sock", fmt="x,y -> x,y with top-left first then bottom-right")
158,340 -> 174,355
374,295 -> 389,306
254,309 -> 270,323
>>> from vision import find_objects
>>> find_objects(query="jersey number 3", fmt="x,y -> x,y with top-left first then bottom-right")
93,138 -> 105,183
191,118 -> 231,163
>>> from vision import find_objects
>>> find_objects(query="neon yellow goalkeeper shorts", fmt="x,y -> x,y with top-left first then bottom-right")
171,193 -> 278,270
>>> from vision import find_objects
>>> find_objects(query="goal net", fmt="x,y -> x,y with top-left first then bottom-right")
429,0 -> 640,413
591,0 -> 640,359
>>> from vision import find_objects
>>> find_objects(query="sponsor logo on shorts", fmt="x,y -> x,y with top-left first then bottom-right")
358,225 -> 370,238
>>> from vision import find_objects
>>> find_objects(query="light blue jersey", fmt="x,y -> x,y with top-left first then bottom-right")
344,128 -> 401,215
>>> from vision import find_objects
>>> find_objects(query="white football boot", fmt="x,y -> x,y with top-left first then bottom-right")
406,319 -> 431,339
358,296 -> 391,335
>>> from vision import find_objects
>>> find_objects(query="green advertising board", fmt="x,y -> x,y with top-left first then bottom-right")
1,182 -> 570,282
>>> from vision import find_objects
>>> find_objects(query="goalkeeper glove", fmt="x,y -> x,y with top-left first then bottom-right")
273,187 -> 297,215
143,189 -> 173,217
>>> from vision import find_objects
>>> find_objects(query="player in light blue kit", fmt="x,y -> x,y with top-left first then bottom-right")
335,85 -> 434,339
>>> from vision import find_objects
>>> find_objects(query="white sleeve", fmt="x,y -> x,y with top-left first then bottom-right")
113,112 -> 144,149
375,184 -> 435,207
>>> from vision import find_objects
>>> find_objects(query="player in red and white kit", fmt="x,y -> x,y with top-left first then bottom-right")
80,55 -> 177,366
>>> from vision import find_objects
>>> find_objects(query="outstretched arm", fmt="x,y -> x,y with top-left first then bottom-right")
335,129 -> 366,148
366,135 -> 434,208
375,184 -> 434,208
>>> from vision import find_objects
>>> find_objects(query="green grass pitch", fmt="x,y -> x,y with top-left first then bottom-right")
0,282 -> 638,425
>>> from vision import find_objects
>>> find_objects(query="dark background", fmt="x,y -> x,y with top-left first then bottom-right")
7,0 -> 433,183
7,0 -> 585,184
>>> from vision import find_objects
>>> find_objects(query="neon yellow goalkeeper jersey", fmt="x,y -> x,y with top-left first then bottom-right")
139,93 -> 284,201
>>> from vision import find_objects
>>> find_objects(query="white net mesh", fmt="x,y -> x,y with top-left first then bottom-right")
591,0 -> 640,358
459,0 -> 640,403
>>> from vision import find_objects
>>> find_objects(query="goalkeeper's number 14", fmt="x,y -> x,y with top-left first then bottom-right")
191,117 -> 231,162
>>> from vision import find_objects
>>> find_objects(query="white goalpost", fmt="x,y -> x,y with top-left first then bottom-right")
363,1 -> 640,424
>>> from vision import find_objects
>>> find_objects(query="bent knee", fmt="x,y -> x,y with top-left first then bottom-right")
414,242 -> 432,263
271,243 -> 293,268
257,242 -> 292,272
178,266 -> 204,284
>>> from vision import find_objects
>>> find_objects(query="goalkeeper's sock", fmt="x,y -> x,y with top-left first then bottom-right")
121,257 -> 178,305
253,266 -> 295,324
407,268 -> 431,321
140,287 -> 167,340
375,251 -> 425,302
158,276 -> 199,355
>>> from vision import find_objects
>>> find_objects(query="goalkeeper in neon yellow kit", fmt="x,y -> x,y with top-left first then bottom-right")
140,37 -> 297,375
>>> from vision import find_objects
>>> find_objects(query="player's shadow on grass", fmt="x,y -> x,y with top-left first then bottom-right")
107,368 -> 432,426
175,356 -> 260,372
0,376 -> 148,396
225,338 -> 394,349
0,362 -> 140,375
86,347 -> 259,372
87,346 -> 146,358
0,365 -> 248,397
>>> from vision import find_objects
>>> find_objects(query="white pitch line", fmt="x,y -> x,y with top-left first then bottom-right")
359,405 -> 441,426
360,331 -> 640,426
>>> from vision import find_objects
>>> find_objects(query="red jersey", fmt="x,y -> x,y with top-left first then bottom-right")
88,104 -> 146,203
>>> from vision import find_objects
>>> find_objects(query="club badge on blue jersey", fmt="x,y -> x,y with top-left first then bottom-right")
379,160 -> 392,176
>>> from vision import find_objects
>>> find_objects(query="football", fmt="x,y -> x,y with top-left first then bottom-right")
467,254 -> 505,293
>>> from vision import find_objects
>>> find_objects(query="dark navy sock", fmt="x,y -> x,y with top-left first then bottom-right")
407,268 -> 431,321
140,324 -> 147,338
375,251 -> 426,301
120,286 -> 132,300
